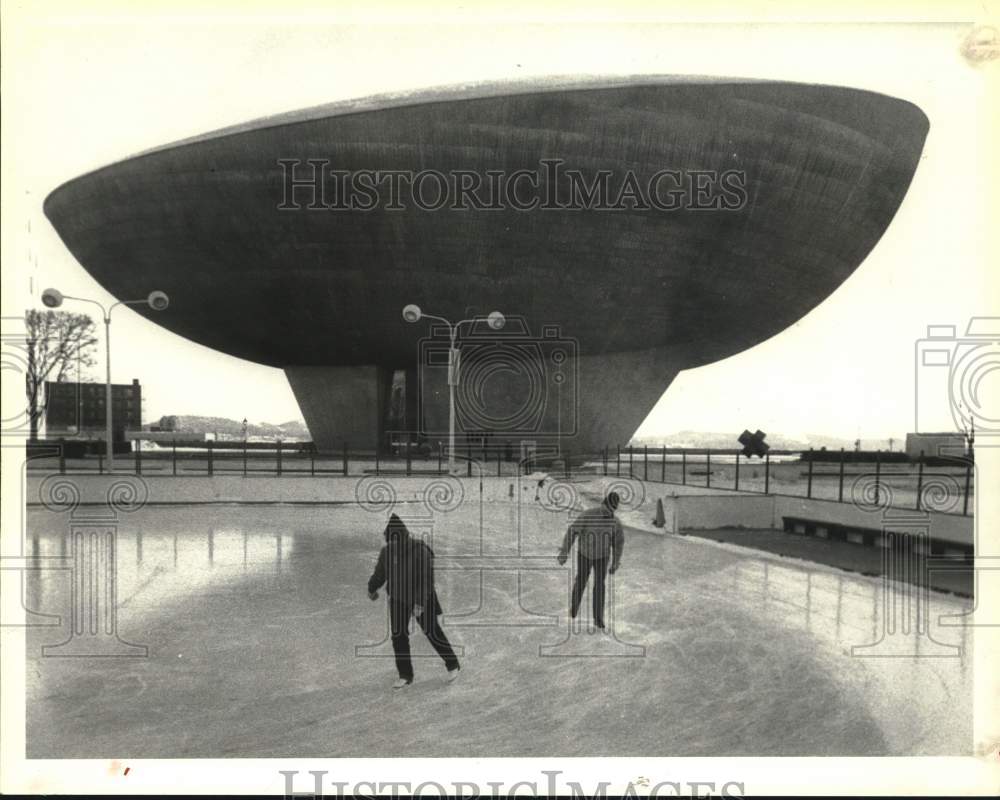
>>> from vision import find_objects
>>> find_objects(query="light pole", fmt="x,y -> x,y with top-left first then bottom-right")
402,304 -> 505,475
41,288 -> 170,472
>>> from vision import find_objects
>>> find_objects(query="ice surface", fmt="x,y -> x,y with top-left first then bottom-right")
24,488 -> 972,757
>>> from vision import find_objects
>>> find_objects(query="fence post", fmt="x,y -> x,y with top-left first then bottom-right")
207,440 -> 214,476
603,446 -> 608,476
963,459 -> 972,516
135,439 -> 142,476
343,442 -> 348,476
874,450 -> 881,507
629,446 -> 634,477
644,445 -> 648,481
915,452 -> 924,511
375,444 -> 380,476
242,440 -> 247,477
173,440 -> 178,476
437,446 -> 442,475
734,450 -> 740,491
98,448 -> 103,475
764,452 -> 770,494
277,440 -> 283,476
616,445 -> 621,476
661,445 -> 666,483
497,448 -> 501,477
311,446 -> 315,477
405,435 -> 412,477
682,450 -> 687,485
59,438 -> 66,475
837,447 -> 844,502
806,448 -> 813,499
706,450 -> 711,488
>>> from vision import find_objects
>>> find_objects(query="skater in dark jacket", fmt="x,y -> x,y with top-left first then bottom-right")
367,514 -> 460,688
557,491 -> 624,629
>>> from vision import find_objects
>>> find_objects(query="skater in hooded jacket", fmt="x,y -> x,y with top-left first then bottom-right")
367,514 -> 461,688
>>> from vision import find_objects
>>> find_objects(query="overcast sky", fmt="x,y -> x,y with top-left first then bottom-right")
2,11 -> 995,441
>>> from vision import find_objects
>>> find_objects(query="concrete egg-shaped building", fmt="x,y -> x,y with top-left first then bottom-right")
43,77 -> 929,453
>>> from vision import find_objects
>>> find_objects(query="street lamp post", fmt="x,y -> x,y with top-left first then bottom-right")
41,288 -> 170,473
402,304 -> 505,475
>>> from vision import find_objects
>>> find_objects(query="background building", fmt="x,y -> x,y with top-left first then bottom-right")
905,432 -> 970,460
44,378 -> 141,441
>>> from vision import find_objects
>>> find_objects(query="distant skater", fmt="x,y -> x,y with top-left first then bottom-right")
557,492 -> 624,629
367,514 -> 460,688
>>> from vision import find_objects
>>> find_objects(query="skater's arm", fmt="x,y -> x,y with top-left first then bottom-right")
367,546 -> 387,596
610,519 -> 624,572
558,520 -> 579,564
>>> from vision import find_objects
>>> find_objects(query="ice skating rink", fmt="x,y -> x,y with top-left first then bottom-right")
24,489 -> 972,757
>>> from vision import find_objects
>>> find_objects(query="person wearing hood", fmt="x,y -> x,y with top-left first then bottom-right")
367,513 -> 461,688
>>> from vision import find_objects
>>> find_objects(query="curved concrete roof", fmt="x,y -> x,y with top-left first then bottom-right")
44,77 -> 928,371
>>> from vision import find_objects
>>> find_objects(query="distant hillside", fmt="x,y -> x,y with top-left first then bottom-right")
151,415 -> 309,439
147,418 -> 902,450
631,430 -> 905,452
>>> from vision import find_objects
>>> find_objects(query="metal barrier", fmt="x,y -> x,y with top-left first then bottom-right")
25,440 -> 975,516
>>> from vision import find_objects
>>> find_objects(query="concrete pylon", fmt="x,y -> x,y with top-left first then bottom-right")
285,365 -> 393,451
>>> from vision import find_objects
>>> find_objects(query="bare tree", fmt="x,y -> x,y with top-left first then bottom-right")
24,309 -> 98,441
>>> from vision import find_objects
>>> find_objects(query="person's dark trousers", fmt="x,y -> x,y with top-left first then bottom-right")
389,600 -> 460,681
570,552 -> 609,627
